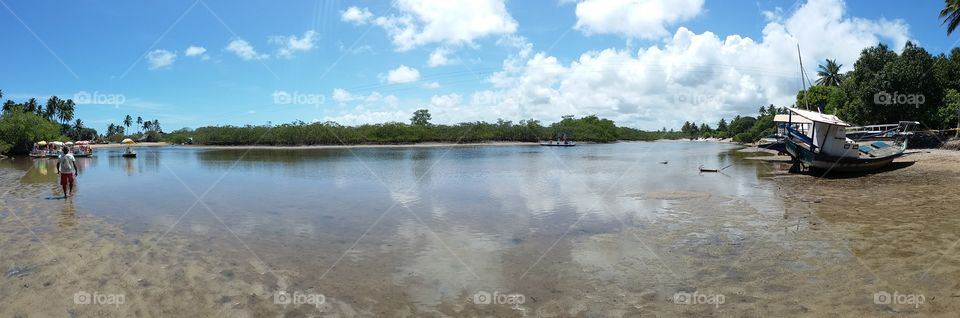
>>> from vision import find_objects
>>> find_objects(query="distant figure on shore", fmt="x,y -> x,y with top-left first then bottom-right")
57,146 -> 77,198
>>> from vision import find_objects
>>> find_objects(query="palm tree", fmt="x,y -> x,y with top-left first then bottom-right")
942,0 -> 960,35
107,123 -> 116,136
47,96 -> 61,121
3,100 -> 19,113
24,98 -> 38,113
43,101 -> 57,120
816,59 -> 844,86
151,120 -> 161,133
123,115 -> 133,132
73,119 -> 84,139
56,96 -> 76,123
136,116 -> 143,133
142,120 -> 151,132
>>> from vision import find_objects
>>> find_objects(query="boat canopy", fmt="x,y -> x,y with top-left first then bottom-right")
786,107 -> 850,127
773,114 -> 812,124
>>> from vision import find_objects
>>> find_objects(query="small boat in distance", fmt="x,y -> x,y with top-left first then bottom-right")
46,141 -> 64,158
540,134 -> 576,147
122,138 -> 137,158
72,140 -> 94,158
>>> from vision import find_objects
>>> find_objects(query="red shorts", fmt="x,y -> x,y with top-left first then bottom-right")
60,173 -> 75,185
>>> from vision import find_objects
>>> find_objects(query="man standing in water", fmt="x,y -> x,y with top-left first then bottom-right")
56,146 -> 77,198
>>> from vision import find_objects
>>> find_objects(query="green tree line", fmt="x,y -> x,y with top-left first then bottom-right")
162,110 -> 686,146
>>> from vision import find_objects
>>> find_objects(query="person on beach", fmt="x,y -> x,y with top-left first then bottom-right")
56,146 -> 78,198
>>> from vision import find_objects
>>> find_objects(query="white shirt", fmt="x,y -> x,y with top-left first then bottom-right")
58,153 -> 76,174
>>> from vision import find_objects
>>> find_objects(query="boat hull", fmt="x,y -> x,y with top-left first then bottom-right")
539,143 -> 576,147
785,139 -> 903,172
757,141 -> 786,153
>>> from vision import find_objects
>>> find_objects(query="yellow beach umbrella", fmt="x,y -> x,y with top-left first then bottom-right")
37,141 -> 47,146
121,138 -> 135,144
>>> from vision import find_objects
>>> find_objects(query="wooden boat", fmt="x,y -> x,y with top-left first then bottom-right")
122,151 -> 137,158
541,134 -> 576,147
540,142 -> 576,147
73,153 -> 93,158
783,107 -> 914,173
698,164 -> 731,173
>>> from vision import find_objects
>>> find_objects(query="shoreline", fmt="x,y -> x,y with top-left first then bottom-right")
92,140 -> 647,150
90,142 -> 170,148
180,141 -> 542,150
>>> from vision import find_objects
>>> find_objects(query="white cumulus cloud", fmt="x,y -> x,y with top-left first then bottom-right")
334,0 -> 913,130
573,0 -> 704,39
341,6 -> 373,24
225,39 -> 268,60
271,30 -> 319,59
147,49 -> 176,70
331,88 -> 399,108
184,46 -> 209,60
381,65 -> 421,84
427,47 -> 455,67
366,0 -> 517,51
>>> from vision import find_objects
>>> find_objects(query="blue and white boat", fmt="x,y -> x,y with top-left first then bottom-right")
783,107 -> 915,173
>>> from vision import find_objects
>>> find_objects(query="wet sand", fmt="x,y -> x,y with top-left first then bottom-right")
2,148 -> 960,316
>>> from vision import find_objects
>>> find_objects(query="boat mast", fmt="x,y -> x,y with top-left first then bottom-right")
797,44 -> 809,111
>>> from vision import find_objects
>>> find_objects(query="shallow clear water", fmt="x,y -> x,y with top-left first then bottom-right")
10,142 -> 772,237
2,142 -> 800,316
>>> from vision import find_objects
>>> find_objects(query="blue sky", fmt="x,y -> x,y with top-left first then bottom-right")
1,0 -> 955,132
